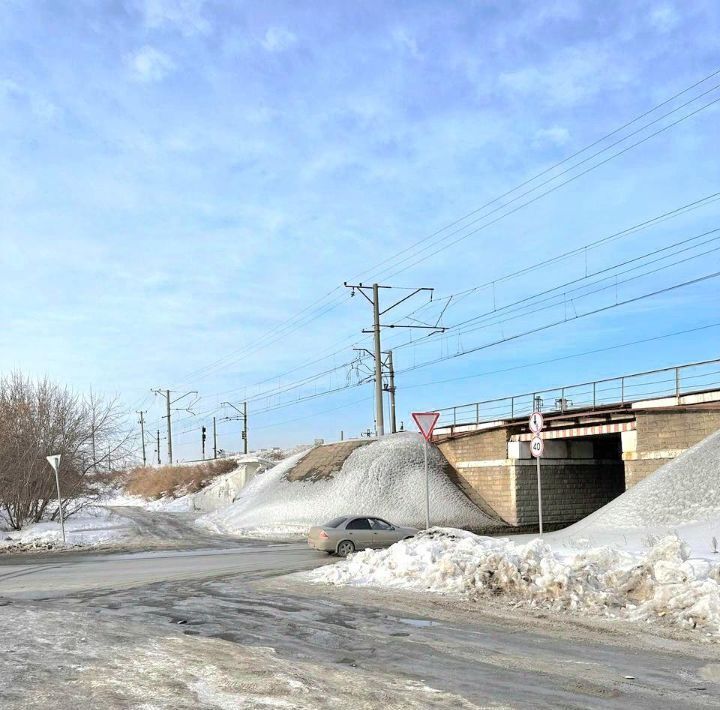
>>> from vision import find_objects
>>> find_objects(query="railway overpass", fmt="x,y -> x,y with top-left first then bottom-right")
432,358 -> 720,531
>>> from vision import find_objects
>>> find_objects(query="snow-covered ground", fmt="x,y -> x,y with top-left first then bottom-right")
197,434 -> 500,538
310,427 -> 720,639
0,505 -> 137,550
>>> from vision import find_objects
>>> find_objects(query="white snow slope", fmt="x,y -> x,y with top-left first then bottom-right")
310,528 -> 720,638
549,427 -> 720,557
197,433 -> 500,537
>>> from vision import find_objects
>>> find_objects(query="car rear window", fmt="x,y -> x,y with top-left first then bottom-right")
324,516 -> 348,528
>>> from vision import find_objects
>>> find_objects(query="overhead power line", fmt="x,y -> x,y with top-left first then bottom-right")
169,69 -> 720,392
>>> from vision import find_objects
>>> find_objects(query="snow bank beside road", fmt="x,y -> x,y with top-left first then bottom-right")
0,506 -> 136,550
310,528 -> 720,637
198,434 -> 500,538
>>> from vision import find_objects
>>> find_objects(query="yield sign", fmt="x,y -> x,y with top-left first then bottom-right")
412,411 -> 440,441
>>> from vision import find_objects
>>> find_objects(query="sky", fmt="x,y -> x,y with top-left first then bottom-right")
1,0 -> 719,460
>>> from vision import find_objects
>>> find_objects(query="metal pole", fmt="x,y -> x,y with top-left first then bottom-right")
340,430 -> 344,441
165,389 -> 173,464
372,283 -> 385,436
424,438 -> 430,530
213,416 -> 217,459
138,411 -> 146,466
675,367 -> 681,402
48,458 -> 65,544
201,427 -> 206,460
156,430 -> 161,465
387,351 -> 397,434
536,455 -> 543,537
243,401 -> 248,454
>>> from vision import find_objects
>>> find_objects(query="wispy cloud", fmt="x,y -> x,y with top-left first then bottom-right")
649,3 -> 680,33
126,46 -> 175,82
261,27 -> 297,52
137,0 -> 211,36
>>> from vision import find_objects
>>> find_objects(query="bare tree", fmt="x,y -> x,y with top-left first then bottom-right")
0,372 -> 134,529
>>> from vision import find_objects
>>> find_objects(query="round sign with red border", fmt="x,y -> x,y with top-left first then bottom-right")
530,435 -> 544,458
529,411 -> 544,434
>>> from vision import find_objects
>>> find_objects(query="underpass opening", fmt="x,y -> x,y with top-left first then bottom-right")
523,432 -> 626,532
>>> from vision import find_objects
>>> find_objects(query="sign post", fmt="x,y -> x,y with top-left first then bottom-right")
412,411 -> 440,530
46,454 -> 66,544
529,412 -> 544,537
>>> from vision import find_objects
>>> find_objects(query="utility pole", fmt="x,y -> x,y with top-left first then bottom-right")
151,389 -> 198,465
386,350 -> 397,434
137,411 -> 147,466
221,401 -> 248,455
344,282 -> 443,437
165,389 -> 172,463
371,283 -> 384,435
353,347 -> 401,435
156,430 -> 161,465
213,416 -> 217,459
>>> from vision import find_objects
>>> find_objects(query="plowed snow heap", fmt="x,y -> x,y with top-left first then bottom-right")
197,433 -> 502,537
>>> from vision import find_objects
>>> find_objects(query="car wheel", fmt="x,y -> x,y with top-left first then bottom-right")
336,540 -> 355,558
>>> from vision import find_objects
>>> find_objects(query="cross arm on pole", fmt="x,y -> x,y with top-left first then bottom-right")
379,287 -> 433,316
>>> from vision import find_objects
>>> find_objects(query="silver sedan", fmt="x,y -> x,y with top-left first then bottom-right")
308,516 -> 418,557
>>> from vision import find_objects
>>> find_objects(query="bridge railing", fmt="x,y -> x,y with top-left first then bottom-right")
435,357 -> 720,431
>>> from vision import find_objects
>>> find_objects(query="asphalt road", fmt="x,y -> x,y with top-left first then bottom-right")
2,540 -> 720,708
0,540 -> 328,598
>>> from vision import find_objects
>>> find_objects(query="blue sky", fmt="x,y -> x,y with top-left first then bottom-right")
1,0 -> 719,459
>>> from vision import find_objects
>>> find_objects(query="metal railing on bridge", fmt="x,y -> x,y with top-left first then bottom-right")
435,357 -> 720,431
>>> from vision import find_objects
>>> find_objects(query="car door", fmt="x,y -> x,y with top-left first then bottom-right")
369,518 -> 400,548
344,517 -> 373,549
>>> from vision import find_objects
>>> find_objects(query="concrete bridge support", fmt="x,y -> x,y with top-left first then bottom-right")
436,403 -> 720,530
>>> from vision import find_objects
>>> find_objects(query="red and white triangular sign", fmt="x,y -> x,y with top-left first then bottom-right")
412,411 -> 440,441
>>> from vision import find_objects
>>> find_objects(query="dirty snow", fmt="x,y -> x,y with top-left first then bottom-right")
197,434 -> 500,538
0,506 -> 137,550
0,605 -> 479,709
310,528 -> 720,637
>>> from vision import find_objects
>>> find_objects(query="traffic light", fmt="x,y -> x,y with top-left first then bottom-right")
202,426 -> 207,442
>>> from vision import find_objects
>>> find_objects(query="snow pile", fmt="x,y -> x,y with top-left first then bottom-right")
547,428 -> 720,557
197,434 -> 500,538
311,528 -> 720,636
0,506 -> 137,550
574,428 -> 720,530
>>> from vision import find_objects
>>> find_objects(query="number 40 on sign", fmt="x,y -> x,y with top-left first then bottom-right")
528,411 -> 545,536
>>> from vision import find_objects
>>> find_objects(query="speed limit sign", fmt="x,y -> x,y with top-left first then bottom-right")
530,435 -> 544,458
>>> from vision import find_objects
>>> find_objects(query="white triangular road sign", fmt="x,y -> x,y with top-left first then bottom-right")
412,411 -> 440,441
46,454 -> 61,471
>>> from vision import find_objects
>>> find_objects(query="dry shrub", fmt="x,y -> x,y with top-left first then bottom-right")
125,458 -> 238,500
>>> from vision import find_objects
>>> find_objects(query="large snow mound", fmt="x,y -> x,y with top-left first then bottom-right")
197,433 -> 500,537
310,528 -> 720,637
569,428 -> 720,531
